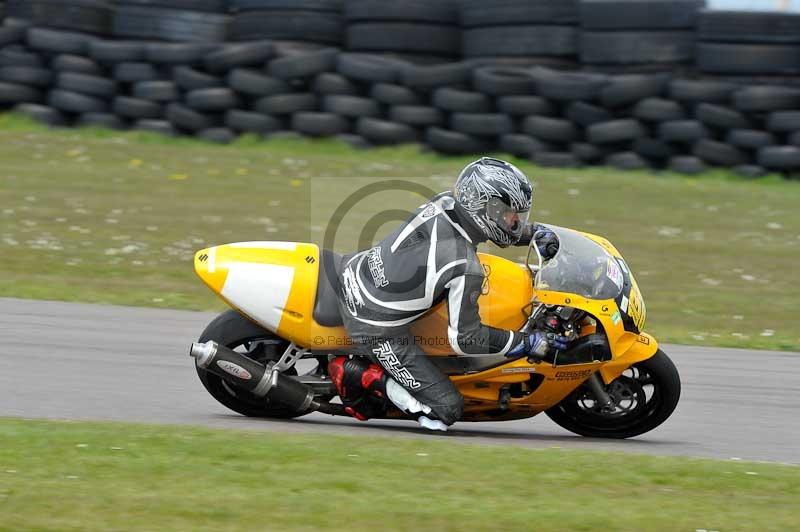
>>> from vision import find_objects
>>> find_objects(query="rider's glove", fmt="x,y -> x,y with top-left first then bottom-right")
533,229 -> 559,260
507,331 -> 569,359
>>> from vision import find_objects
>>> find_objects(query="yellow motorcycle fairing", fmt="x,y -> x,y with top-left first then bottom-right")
194,241 -> 348,349
527,226 -> 657,384
194,237 -> 658,421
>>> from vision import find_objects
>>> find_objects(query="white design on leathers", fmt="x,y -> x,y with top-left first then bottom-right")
391,196 -> 473,252
386,378 -> 431,414
391,202 -> 441,252
342,265 -> 365,317
500,329 -> 515,354
351,310 -> 428,328
343,253 -> 429,325
445,275 -> 515,356
366,246 -> 388,287
373,340 -> 421,389
445,275 -> 469,356
355,218 -> 467,312
437,195 -> 473,243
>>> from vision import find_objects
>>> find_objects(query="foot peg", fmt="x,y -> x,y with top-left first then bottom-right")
190,340 -> 314,412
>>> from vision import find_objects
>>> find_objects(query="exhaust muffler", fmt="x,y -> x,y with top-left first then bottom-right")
190,340 -> 315,412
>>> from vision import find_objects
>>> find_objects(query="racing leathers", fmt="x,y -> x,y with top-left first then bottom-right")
336,192 -> 547,426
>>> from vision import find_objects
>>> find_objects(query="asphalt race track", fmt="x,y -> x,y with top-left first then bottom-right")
2,298 -> 798,465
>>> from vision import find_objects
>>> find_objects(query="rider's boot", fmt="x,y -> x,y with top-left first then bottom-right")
328,356 -> 388,421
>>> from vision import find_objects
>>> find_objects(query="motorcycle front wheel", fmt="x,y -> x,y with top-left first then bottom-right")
545,349 -> 680,439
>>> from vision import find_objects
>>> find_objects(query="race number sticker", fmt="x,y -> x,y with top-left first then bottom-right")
606,258 -> 624,290
627,286 -> 646,331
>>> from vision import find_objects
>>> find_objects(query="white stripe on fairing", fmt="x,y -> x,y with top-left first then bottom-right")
207,246 -> 216,273
621,295 -> 629,313
221,262 -> 294,331
445,275 -> 468,356
227,241 -> 298,250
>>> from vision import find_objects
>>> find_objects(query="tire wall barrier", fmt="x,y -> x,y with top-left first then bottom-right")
0,0 -> 799,177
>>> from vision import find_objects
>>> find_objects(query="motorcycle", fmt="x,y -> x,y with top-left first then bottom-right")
189,224 -> 680,438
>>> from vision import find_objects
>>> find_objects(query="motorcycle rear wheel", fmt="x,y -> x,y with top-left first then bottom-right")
545,349 -> 680,439
196,309 -> 312,419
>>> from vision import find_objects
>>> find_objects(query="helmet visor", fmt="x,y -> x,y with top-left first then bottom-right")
485,197 -> 529,242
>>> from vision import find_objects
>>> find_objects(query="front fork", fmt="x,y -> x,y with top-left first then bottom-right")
585,373 -> 615,413
585,332 -> 659,411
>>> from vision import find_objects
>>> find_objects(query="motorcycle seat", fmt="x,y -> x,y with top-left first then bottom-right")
313,248 -> 345,327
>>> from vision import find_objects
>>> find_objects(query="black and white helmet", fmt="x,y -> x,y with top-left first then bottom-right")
453,157 -> 533,247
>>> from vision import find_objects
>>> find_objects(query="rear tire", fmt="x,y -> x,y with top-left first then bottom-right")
546,349 -> 680,439
196,309 -> 311,419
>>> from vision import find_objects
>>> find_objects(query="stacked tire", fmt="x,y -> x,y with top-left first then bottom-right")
579,0 -> 703,73
460,0 -> 579,66
696,10 -> 800,85
3,12 -> 800,177
228,0 -> 343,45
112,0 -> 229,42
0,25 -> 58,124
167,41 -> 276,141
732,85 -> 800,174
241,45 -> 336,140
530,68 -> 655,168
662,81 -> 800,175
49,32 -> 122,129
325,52 -> 422,146
421,64 -> 520,154
5,0 -> 113,35
29,29 -> 119,128
391,60 -> 475,150
344,0 -> 460,64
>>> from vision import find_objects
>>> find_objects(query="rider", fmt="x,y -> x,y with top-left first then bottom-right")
328,157 -> 567,431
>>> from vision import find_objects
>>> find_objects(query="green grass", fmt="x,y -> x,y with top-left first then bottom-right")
0,113 -> 798,350
0,418 -> 797,531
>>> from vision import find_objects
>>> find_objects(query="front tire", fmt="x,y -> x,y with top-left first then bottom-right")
196,309 -> 310,419
545,349 -> 680,439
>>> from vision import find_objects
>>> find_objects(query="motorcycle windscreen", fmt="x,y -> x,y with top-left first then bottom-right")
534,224 -> 623,301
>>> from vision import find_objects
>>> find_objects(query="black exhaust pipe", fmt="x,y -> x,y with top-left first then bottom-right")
190,340 -> 315,412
